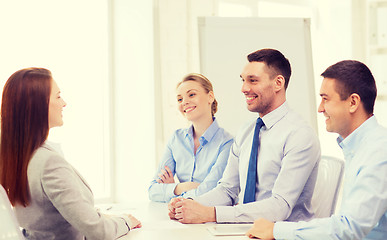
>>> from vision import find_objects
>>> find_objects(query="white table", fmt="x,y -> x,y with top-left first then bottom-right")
103,201 -> 252,240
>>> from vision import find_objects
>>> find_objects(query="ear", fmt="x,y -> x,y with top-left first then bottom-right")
348,93 -> 361,113
208,91 -> 215,104
273,75 -> 285,92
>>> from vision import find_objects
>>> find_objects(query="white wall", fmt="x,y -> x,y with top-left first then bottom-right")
112,0 -> 155,203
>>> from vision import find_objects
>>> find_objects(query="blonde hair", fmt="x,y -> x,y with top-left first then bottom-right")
177,73 -> 218,116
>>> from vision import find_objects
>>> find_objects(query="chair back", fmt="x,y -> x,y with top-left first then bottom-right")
0,185 -> 25,239
311,155 -> 345,218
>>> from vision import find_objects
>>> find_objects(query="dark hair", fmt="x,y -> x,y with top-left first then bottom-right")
177,73 -> 218,116
321,60 -> 376,114
247,48 -> 291,89
0,68 -> 52,206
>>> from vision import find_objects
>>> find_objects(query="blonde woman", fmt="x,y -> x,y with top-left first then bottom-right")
148,73 -> 233,202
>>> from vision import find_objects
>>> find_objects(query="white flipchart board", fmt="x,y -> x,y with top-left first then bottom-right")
198,17 -> 317,135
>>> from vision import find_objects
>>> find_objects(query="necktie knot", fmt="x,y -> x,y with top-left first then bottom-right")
256,118 -> 264,129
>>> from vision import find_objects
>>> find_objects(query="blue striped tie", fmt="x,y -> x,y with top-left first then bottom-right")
243,118 -> 264,204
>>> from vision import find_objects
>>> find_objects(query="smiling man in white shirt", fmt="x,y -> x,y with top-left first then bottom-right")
167,48 -> 321,224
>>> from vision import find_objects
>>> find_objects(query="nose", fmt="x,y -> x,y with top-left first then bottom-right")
241,80 -> 249,94
317,99 -> 324,113
181,98 -> 189,106
62,98 -> 67,107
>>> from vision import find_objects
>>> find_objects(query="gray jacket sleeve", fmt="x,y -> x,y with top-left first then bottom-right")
41,154 -> 131,240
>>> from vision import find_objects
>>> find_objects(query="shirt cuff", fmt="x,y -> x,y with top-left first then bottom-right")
164,183 -> 179,201
182,189 -> 197,199
214,206 -> 234,223
273,221 -> 296,240
117,216 -> 131,237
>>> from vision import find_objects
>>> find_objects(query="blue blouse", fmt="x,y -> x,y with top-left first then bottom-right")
148,118 -> 233,202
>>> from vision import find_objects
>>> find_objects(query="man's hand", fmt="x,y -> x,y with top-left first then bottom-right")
245,218 -> 275,239
156,166 -> 174,184
174,199 -> 216,223
168,197 -> 183,219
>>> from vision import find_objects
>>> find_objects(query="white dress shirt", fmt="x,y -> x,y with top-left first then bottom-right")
195,102 -> 321,223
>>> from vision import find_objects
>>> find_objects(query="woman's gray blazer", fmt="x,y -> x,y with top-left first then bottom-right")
14,143 -> 131,240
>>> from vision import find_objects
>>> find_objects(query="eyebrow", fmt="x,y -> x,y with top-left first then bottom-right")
184,89 -> 199,94
176,89 -> 198,97
240,74 -> 259,79
187,89 -> 198,92
319,93 -> 328,97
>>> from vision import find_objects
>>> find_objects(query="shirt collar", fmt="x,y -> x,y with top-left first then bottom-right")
185,125 -> 194,139
261,101 -> 290,129
184,117 -> 220,146
337,115 -> 377,158
42,141 -> 65,157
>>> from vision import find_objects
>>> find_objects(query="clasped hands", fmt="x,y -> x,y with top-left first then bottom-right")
167,197 -> 216,224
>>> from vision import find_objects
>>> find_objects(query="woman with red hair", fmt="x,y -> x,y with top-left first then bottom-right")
0,68 -> 141,239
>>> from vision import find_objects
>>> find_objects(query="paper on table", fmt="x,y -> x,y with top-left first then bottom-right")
207,224 -> 252,236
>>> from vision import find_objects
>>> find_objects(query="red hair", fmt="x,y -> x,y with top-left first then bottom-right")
0,68 -> 52,206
